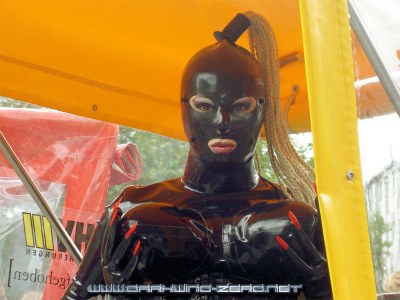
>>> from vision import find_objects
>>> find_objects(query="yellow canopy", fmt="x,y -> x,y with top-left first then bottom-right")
1,0 -> 312,140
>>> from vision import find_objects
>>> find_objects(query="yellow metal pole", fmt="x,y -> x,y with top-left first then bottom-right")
299,1 -> 376,299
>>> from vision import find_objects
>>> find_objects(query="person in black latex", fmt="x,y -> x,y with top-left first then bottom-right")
63,13 -> 332,300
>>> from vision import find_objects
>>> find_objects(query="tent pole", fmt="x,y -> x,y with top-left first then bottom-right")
0,131 -> 82,265
348,0 -> 400,116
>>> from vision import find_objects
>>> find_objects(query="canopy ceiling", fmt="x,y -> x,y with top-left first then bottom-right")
0,0 -> 392,140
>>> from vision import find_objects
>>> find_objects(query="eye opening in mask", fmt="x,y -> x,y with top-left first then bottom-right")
190,96 -> 215,112
232,97 -> 256,113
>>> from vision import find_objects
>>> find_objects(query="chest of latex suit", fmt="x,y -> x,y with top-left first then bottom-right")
105,178 -> 318,287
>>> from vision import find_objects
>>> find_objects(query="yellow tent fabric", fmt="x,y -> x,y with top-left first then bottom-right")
0,0 -> 308,140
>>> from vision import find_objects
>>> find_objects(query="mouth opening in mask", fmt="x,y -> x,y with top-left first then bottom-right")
208,139 -> 237,154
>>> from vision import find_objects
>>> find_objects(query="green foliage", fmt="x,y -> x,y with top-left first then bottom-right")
290,133 -> 315,168
106,126 -> 189,203
255,134 -> 315,183
368,213 -> 393,293
128,128 -> 189,186
255,140 -> 277,183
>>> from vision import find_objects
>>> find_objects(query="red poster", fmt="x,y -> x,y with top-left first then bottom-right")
0,108 -> 119,299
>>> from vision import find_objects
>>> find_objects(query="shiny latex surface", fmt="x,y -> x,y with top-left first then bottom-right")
181,40 -> 264,193
63,178 -> 330,299
181,40 -> 264,165
115,178 -> 318,285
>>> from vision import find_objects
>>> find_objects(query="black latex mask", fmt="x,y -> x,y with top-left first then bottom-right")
181,40 -> 265,165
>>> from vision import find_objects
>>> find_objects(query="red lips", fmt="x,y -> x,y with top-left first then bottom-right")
208,139 -> 237,154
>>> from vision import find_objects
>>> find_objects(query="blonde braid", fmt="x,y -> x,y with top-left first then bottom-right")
244,11 -> 316,206
255,145 -> 263,175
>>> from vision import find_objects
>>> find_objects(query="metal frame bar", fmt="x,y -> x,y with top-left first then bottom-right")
0,131 -> 82,265
348,0 -> 400,117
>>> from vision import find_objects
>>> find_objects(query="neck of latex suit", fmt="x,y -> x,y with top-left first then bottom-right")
182,150 -> 259,194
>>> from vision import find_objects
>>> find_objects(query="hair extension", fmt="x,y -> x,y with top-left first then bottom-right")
245,11 -> 317,205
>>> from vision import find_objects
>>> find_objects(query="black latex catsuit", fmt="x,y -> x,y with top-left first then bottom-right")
63,15 -> 331,300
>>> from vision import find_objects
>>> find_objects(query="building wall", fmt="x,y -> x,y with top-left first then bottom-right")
365,161 -> 400,286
